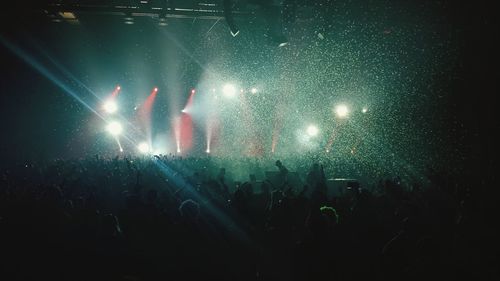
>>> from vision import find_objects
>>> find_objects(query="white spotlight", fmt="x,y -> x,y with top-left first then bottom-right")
138,142 -> 150,154
222,84 -> 236,98
335,104 -> 349,118
206,149 -> 210,154
106,121 -> 123,136
251,88 -> 258,94
103,100 -> 118,114
362,107 -> 368,113
307,125 -> 319,137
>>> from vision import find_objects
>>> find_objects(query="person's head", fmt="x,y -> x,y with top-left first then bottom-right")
275,160 -> 282,167
241,182 -> 254,196
146,189 -> 158,204
100,214 -> 122,237
261,180 -> 271,195
320,206 -> 339,227
307,206 -> 339,236
312,163 -> 320,170
179,199 -> 200,221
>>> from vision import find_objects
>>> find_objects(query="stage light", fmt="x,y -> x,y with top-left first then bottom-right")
251,88 -> 258,94
335,104 -> 349,118
177,148 -> 181,153
223,84 -> 236,98
103,100 -> 117,113
206,149 -> 210,153
158,16 -> 168,26
154,87 -> 158,92
124,16 -> 134,24
223,0 -> 240,36
278,41 -> 289,47
106,121 -> 123,136
191,89 -> 196,94
362,107 -> 368,113
117,86 -> 121,90
138,142 -> 150,154
326,149 -> 330,153
307,125 -> 319,137
181,109 -> 186,113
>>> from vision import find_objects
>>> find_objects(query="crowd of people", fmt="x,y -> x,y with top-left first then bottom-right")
0,154 -> 492,280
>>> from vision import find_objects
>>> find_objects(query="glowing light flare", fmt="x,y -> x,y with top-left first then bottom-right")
138,88 -> 159,129
251,88 -> 258,94
307,125 -> 319,137
206,116 -> 221,156
111,85 -> 122,98
206,121 -> 212,156
180,113 -> 193,151
335,104 -> 349,118
106,121 -> 123,136
138,142 -> 150,154
103,100 -> 118,113
223,84 -> 237,98
182,89 -> 196,113
117,138 -> 123,152
172,117 -> 182,154
362,107 -> 368,113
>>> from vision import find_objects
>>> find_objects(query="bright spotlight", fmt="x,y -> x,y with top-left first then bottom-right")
251,88 -> 258,94
362,107 -> 368,113
103,100 -> 118,114
138,142 -> 150,154
181,109 -> 186,113
116,86 -> 121,90
222,84 -> 237,98
307,125 -> 319,137
177,148 -> 181,153
106,121 -> 123,136
206,149 -> 210,154
154,87 -> 158,92
191,89 -> 196,94
335,104 -> 349,118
